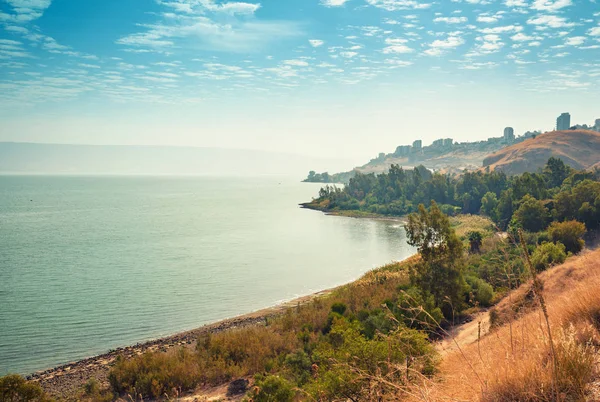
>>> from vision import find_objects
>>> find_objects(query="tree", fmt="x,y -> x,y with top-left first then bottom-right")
480,192 -> 499,220
543,157 -> 572,188
531,242 -> 567,272
405,201 -> 466,317
468,231 -> 483,254
548,220 -> 586,254
513,195 -> 549,232
495,189 -> 515,230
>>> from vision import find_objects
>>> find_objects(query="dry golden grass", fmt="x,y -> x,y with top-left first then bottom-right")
483,130 -> 600,175
406,249 -> 600,402
450,215 -> 495,239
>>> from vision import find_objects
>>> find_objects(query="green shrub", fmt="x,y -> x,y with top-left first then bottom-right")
395,287 -> 443,330
548,220 -> 586,254
246,375 -> 295,402
466,276 -> 494,307
108,348 -> 200,399
330,302 -> 347,316
530,242 -> 567,272
0,374 -> 52,402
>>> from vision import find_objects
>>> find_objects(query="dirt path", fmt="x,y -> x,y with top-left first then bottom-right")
436,311 -> 490,357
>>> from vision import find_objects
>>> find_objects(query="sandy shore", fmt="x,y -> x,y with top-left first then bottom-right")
28,288 -> 334,400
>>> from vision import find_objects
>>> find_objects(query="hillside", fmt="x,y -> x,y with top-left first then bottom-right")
412,246 -> 600,401
483,130 -> 600,175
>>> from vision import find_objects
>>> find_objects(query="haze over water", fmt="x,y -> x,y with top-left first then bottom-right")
0,176 -> 415,375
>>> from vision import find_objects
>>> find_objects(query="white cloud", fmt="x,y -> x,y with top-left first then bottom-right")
527,15 -> 575,28
2,0 -> 52,22
589,26 -> 600,36
309,39 -> 324,47
434,16 -> 468,24
385,59 -> 413,67
158,0 -> 261,15
382,37 -> 414,53
117,9 -> 303,53
564,36 -> 585,46
477,34 -> 504,52
424,34 -> 464,56
365,0 -> 432,11
480,24 -> 523,33
283,59 -> 309,66
505,0 -> 528,6
511,32 -> 539,41
320,0 -> 350,6
339,51 -> 358,58
477,15 -> 499,23
530,0 -> 572,12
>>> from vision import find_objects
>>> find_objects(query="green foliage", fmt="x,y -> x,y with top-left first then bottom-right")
0,375 -> 52,402
548,220 -> 586,254
512,195 -> 549,232
395,287 -> 444,330
480,191 -> 499,220
247,375 -> 295,402
530,242 -> 567,272
283,351 -> 313,386
543,157 -> 572,188
308,319 -> 435,401
330,302 -> 347,316
467,231 -> 483,253
465,276 -> 495,307
405,201 -> 466,317
108,349 -> 200,399
554,180 -> 600,230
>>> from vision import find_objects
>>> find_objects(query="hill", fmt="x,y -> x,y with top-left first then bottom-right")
483,130 -> 600,175
413,246 -> 600,401
305,137 -> 510,183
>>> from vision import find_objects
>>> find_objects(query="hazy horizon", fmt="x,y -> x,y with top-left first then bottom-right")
0,142 -> 358,176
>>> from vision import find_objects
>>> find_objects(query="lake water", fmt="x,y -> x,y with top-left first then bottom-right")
0,176 -> 415,375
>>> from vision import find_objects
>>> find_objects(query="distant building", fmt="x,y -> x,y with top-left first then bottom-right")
595,118 -> 600,132
412,140 -> 422,151
556,113 -> 571,131
443,138 -> 453,147
504,127 -> 515,143
395,145 -> 411,156
432,139 -> 444,147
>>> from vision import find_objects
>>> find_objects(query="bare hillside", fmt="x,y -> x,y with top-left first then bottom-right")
483,130 -> 600,175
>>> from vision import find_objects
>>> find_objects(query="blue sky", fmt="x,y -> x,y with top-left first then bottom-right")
0,0 -> 599,160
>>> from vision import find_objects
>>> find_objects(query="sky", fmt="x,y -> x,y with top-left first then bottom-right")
0,0 -> 599,161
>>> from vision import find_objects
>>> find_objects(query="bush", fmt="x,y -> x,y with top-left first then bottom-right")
466,276 -> 494,307
0,374 -> 52,402
246,375 -> 295,402
108,348 -> 200,399
330,302 -> 347,316
548,220 -> 586,254
530,242 -> 567,272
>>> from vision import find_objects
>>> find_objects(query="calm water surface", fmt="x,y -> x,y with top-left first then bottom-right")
0,176 -> 415,375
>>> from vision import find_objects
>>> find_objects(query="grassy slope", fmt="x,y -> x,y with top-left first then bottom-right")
411,248 -> 600,401
483,130 -> 600,175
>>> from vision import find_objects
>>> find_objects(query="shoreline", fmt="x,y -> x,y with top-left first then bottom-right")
28,288 -> 337,399
299,203 -> 407,222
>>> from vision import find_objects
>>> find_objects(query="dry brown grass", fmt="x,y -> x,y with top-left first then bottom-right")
405,248 -> 600,402
450,215 -> 495,240
483,130 -> 600,175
